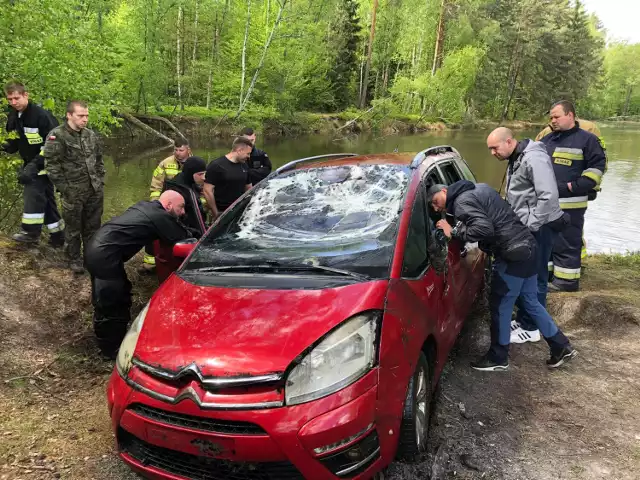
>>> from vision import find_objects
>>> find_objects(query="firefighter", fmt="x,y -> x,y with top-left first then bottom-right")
142,138 -> 191,272
85,190 -> 189,358
2,81 -> 64,246
240,127 -> 272,184
536,113 -> 605,263
43,100 -> 105,274
539,101 -> 606,292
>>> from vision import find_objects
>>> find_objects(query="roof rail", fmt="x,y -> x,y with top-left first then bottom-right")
410,145 -> 461,168
276,153 -> 359,175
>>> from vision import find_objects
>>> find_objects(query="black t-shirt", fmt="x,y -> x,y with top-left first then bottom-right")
205,156 -> 249,211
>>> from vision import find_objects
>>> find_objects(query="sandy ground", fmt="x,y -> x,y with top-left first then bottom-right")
0,240 -> 639,480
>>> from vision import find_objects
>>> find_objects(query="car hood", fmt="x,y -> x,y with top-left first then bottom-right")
134,274 -> 388,378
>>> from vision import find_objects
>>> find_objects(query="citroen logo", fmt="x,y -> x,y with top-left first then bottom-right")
175,385 -> 202,405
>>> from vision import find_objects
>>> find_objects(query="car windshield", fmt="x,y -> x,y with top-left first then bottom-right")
182,163 -> 410,279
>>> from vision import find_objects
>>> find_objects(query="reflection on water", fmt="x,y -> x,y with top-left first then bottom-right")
103,124 -> 640,254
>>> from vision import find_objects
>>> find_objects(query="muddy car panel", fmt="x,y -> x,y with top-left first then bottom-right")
107,147 -> 486,480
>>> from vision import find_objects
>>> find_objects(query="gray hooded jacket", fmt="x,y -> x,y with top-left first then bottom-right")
506,140 -> 563,232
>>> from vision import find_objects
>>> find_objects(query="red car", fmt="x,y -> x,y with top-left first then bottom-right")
107,146 -> 487,480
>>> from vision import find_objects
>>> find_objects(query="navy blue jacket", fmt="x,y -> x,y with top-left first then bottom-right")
3,102 -> 58,169
248,147 -> 272,184
540,122 -> 606,209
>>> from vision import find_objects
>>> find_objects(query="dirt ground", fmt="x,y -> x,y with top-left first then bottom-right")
0,238 -> 639,480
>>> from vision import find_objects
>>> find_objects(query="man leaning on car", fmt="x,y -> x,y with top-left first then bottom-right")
427,180 -> 577,371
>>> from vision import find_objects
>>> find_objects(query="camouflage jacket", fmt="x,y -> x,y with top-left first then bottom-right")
43,123 -> 105,193
150,155 -> 183,199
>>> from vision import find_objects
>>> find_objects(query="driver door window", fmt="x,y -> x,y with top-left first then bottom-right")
438,162 -> 463,185
402,188 -> 430,278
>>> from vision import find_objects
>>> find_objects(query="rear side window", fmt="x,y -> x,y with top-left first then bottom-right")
455,158 -> 476,182
438,162 -> 462,185
402,188 -> 429,278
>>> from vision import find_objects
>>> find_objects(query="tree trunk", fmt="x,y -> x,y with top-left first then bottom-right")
359,0 -> 379,109
192,0 -> 199,62
431,0 -> 446,76
358,36 -> 367,105
240,0 -> 252,108
135,114 -> 188,141
122,112 -> 175,145
177,3 -> 184,110
206,14 -> 219,110
501,46 -> 522,122
236,0 -> 289,118
623,84 -> 633,116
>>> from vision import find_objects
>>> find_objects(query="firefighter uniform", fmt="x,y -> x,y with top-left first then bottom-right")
85,200 -> 188,355
2,102 -> 64,244
540,122 -> 607,291
43,123 -> 105,266
144,155 -> 184,267
248,147 -> 272,184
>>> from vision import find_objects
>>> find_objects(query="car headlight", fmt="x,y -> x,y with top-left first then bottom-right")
285,311 -> 380,406
116,303 -> 149,378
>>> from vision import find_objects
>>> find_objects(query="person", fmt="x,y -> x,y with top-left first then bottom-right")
42,100 -> 104,273
539,101 -> 607,292
203,136 -> 253,219
85,191 -> 189,358
163,156 -> 208,238
143,138 -> 192,271
428,181 -> 577,371
240,127 -> 272,184
2,81 -> 65,246
487,127 -> 568,344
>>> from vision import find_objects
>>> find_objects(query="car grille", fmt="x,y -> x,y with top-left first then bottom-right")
129,404 -> 266,435
118,428 -> 304,480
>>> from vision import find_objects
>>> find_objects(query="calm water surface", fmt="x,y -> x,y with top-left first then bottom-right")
104,124 -> 640,254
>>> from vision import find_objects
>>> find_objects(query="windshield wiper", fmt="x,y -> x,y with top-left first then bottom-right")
185,263 -> 370,281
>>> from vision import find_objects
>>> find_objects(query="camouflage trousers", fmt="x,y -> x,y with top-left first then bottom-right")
61,186 -> 104,261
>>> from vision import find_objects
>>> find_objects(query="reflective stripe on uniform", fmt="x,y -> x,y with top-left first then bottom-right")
143,253 -> 156,265
582,168 -> 603,186
553,147 -> 584,161
38,169 -> 47,175
22,213 -> 45,225
46,219 -> 65,233
548,261 -> 554,272
165,168 -> 180,177
581,237 -> 587,260
559,196 -> 589,209
150,191 -> 161,200
152,166 -> 164,177
554,266 -> 581,280
24,132 -> 43,145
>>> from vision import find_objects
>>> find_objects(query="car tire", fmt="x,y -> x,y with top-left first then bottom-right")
396,351 -> 432,462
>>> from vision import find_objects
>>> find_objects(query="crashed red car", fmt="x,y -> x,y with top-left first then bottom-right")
107,146 -> 487,480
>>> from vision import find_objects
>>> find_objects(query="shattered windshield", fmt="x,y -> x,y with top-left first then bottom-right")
182,163 -> 410,279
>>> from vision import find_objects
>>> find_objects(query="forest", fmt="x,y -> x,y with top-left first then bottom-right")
0,0 -> 639,130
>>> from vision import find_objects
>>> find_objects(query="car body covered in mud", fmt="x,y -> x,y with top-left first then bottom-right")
107,146 -> 486,480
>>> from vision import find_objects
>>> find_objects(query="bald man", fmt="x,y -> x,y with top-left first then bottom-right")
85,191 -> 189,357
487,128 -> 567,344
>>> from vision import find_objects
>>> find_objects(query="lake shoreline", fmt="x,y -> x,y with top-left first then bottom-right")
109,110 -> 547,141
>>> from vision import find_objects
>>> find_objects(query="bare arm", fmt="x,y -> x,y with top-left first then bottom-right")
203,182 -> 220,219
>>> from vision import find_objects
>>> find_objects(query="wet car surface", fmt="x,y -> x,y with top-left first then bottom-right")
107,147 -> 486,480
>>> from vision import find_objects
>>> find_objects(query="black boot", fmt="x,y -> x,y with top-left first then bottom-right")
12,230 -> 40,244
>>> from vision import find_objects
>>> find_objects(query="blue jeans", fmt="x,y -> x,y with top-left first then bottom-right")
516,224 -> 557,331
489,257 -> 568,363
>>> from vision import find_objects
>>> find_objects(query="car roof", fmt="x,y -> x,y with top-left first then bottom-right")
275,147 -> 463,176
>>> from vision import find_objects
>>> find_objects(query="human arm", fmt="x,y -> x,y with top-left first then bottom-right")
203,182 -> 220,219
95,132 -> 105,184
445,199 -> 495,244
569,135 -> 606,196
150,164 -> 167,200
249,150 -> 272,183
42,132 -> 67,193
35,111 -> 59,170
527,153 -> 560,232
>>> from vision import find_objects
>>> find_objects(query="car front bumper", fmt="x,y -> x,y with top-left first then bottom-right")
107,367 -> 397,480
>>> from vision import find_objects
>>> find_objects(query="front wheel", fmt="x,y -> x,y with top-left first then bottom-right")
396,352 -> 433,462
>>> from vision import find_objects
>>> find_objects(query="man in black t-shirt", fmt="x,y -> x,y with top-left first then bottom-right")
203,136 -> 253,219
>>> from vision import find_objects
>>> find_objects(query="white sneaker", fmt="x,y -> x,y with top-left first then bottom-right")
511,327 -> 541,344
510,320 -> 520,332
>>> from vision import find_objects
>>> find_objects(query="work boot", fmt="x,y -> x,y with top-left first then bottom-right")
548,281 -> 578,293
12,230 -> 40,244
69,259 -> 85,274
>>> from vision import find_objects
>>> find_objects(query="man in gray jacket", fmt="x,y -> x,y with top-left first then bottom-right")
487,127 -> 568,344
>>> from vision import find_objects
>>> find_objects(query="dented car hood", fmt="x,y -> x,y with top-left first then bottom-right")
134,274 -> 388,378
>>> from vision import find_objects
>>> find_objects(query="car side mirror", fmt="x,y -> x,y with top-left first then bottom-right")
173,238 -> 198,259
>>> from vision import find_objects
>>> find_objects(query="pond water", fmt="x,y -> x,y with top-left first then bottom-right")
104,124 -> 640,254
